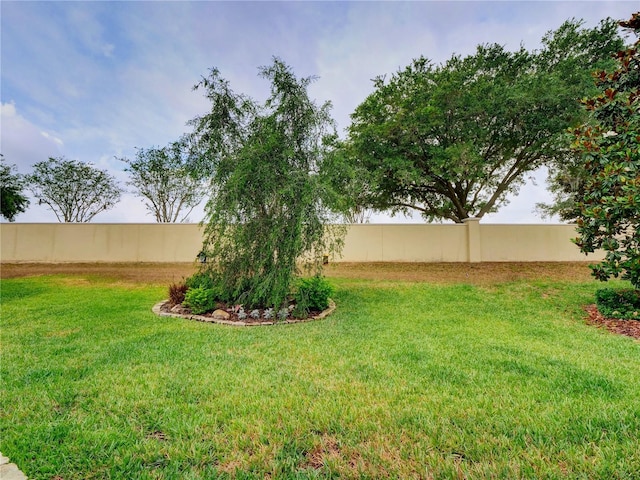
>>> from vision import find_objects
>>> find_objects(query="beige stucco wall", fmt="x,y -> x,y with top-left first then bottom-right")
478,224 -> 599,262
340,224 -> 468,262
0,223 -> 204,263
0,222 -> 604,263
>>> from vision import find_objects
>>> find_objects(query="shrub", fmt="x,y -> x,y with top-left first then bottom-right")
595,288 -> 640,320
183,286 -> 216,315
293,276 -> 333,317
168,282 -> 188,306
185,271 -> 215,291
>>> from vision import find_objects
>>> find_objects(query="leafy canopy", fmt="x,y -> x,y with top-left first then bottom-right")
343,19 -> 622,223
536,150 -> 591,222
573,12 -> 640,289
120,139 -> 207,223
189,58 -> 343,309
0,155 -> 29,222
319,143 -> 375,223
28,157 -> 122,223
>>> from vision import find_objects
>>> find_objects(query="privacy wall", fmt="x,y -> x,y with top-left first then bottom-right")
1,220 -> 604,263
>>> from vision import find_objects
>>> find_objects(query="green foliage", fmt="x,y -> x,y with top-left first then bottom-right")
183,286 -> 216,314
167,282 -> 188,306
119,138 -> 207,223
541,17 -> 635,222
595,287 -> 640,320
320,139 -> 375,223
0,154 -> 29,221
293,275 -> 333,317
573,13 -> 640,289
27,156 -> 122,222
536,151 -> 590,222
189,58 -> 344,309
185,270 -> 216,291
343,19 -> 622,223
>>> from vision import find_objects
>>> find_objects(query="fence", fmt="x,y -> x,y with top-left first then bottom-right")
0,219 -> 603,263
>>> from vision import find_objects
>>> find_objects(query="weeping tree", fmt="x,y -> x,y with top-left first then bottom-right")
189,58 -> 343,309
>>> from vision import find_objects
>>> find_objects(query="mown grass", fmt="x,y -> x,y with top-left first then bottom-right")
1,273 -> 639,479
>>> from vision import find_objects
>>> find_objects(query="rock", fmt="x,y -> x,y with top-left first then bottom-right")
0,452 -> 27,480
171,304 -> 187,314
212,309 -> 230,320
0,463 -> 27,480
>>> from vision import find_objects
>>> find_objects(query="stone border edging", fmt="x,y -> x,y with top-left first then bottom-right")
0,452 -> 27,479
152,299 -> 336,326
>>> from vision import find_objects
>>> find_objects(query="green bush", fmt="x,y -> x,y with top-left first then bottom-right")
185,271 -> 215,291
183,286 -> 217,315
595,288 -> 640,320
293,276 -> 333,317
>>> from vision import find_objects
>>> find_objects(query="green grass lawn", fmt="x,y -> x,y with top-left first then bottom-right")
1,274 -> 639,479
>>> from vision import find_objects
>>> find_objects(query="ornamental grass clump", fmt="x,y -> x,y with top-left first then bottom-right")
168,282 -> 188,306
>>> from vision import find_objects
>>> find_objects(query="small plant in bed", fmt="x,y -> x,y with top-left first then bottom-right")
595,288 -> 640,320
185,271 -> 216,291
293,275 -> 333,318
182,286 -> 217,315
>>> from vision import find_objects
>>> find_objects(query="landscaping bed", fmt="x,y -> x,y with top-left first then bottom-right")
153,299 -> 336,326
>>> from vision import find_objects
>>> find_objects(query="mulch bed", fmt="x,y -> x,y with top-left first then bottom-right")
584,305 -> 640,341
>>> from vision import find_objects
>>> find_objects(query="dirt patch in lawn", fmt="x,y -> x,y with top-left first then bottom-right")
1,261 -> 596,285
324,261 -> 595,285
0,262 -> 199,284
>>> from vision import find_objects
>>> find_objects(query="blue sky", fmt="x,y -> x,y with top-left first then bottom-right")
1,1 -> 636,223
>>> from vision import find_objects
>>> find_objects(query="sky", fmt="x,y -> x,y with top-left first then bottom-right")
1,0 -> 636,224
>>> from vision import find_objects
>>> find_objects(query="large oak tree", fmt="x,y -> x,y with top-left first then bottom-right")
342,19 -> 623,223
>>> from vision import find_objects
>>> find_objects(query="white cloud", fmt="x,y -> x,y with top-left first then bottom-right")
1,102 -> 63,172
40,131 -> 64,147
